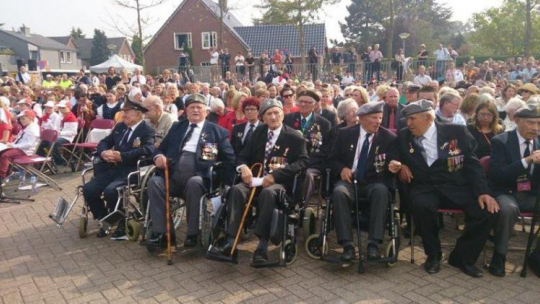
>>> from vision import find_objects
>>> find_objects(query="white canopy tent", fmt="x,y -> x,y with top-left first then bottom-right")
89,55 -> 143,73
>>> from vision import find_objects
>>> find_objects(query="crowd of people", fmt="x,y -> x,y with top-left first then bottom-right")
2,54 -> 540,278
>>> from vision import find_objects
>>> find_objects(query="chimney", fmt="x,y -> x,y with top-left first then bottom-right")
20,24 -> 30,37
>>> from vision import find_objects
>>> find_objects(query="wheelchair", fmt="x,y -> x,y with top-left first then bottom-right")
206,164 -> 312,267
304,169 -> 401,272
137,161 -> 225,253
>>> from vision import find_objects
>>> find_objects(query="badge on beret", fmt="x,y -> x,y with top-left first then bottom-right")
133,137 -> 141,148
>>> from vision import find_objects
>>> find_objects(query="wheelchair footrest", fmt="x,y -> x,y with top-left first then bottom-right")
250,260 -> 280,268
100,210 -> 125,229
205,248 -> 238,264
322,255 -> 354,268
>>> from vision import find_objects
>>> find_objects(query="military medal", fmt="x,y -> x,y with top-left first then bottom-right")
283,147 -> 289,157
409,143 -> 414,154
237,132 -> 243,138
133,137 -> 141,148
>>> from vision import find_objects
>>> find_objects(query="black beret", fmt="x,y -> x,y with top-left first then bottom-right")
296,89 -> 320,102
515,104 -> 540,119
121,99 -> 148,113
401,99 -> 434,117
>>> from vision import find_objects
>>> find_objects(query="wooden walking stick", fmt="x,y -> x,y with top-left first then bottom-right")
164,160 -> 173,265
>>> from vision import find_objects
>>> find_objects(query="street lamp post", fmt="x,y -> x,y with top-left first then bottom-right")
399,33 -> 410,56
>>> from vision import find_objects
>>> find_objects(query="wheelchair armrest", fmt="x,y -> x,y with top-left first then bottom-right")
137,157 -> 154,170
81,167 -> 94,186
325,168 -> 332,195
208,161 -> 223,193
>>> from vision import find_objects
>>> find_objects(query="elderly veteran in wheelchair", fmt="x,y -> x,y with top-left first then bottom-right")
141,94 -> 235,250
83,99 -> 155,240
328,101 -> 400,262
207,98 -> 309,266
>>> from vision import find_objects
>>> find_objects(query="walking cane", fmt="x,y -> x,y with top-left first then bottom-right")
521,185 -> 540,277
353,179 -> 365,273
164,160 -> 173,265
231,162 -> 263,256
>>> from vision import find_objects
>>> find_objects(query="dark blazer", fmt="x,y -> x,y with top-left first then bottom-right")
283,112 -> 331,171
381,103 -> 403,131
329,125 -> 397,187
96,120 -> 155,178
230,121 -> 261,156
489,130 -> 540,196
321,108 -> 338,128
395,122 -> 491,205
237,124 -> 309,188
154,119 -> 236,185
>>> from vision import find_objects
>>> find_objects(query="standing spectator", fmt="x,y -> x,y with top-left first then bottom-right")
414,65 -> 433,85
417,44 -> 429,68
158,69 -> 174,84
433,43 -> 449,79
341,71 -> 355,87
362,46 -> 372,82
308,46 -> 319,81
394,48 -> 405,82
522,62 -> 537,83
15,65 -> 30,84
178,51 -> 189,74
77,69 -> 91,86
346,46 -> 357,76
219,48 -> 231,78
130,68 -> 146,85
258,50 -> 269,77
271,49 -> 283,72
234,52 -> 245,78
331,47 -> 343,76
284,52 -> 293,75
59,74 -> 73,89
370,44 -> 383,82
42,74 -> 57,89
447,45 -> 458,61
209,47 -> 220,84
245,51 -> 256,83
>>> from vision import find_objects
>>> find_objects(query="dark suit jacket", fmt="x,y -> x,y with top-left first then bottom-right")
96,120 -> 155,178
283,112 -> 331,171
329,125 -> 397,188
395,122 -> 491,205
489,130 -> 540,196
381,103 -> 403,131
321,108 -> 338,128
237,124 -> 309,188
154,119 -> 236,185
230,122 -> 261,156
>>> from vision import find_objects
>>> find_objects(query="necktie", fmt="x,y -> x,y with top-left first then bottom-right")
415,136 -> 428,163
525,140 -> 531,158
355,133 -> 372,181
120,127 -> 132,146
264,131 -> 274,173
388,107 -> 395,130
15,132 -> 24,144
301,117 -> 307,132
180,123 -> 197,152
244,124 -> 255,144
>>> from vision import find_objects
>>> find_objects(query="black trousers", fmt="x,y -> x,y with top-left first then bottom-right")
83,167 -> 125,220
410,191 -> 498,265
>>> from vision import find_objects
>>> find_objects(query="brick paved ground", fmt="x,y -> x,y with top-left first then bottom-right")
1,171 -> 540,304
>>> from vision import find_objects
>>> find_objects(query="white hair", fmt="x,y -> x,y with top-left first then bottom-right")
336,98 -> 358,120
505,97 -> 526,115
210,98 -> 224,112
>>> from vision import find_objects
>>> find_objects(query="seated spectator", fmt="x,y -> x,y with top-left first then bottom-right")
16,99 -> 38,123
40,101 -> 62,131
435,92 -> 467,125
467,100 -> 504,159
97,90 -> 122,120
143,95 -> 176,147
503,97 -> 527,131
414,65 -> 432,85
0,110 -> 40,185
459,93 -> 481,122
207,98 -> 227,125
0,96 -> 13,144
72,89 -> 97,134
220,92 -> 247,133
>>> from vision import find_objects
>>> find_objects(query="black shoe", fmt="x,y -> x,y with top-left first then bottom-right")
448,252 -> 483,278
341,245 -> 355,262
209,239 -> 234,256
110,222 -> 128,241
367,243 -> 381,260
424,252 -> 443,274
488,252 -> 506,277
183,235 -> 198,248
141,233 -> 177,249
528,253 -> 540,278
96,228 -> 108,238
252,249 -> 269,265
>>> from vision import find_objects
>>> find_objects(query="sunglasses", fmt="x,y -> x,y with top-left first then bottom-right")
282,94 -> 293,98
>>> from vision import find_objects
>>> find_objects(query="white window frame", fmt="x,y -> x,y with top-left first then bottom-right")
201,31 -> 218,50
173,32 -> 192,50
66,51 -> 72,63
60,51 -> 65,63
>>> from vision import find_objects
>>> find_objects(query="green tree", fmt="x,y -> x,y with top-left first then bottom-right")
69,27 -> 85,39
131,35 -> 143,65
90,29 -> 109,65
254,0 -> 340,69
469,0 -> 540,56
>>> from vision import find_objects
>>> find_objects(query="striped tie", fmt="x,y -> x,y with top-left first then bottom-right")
264,131 -> 274,173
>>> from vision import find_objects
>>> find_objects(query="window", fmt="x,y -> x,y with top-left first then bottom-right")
60,51 -> 65,63
29,50 -> 39,60
174,33 -> 192,50
66,52 -> 72,63
202,32 -> 218,49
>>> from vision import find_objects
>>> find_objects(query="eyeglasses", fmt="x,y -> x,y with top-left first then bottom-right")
345,93 -> 352,97
244,107 -> 258,112
282,94 -> 293,98
478,112 -> 494,118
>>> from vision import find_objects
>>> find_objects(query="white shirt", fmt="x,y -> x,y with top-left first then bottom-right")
130,74 -> 147,85
453,70 -> 464,82
125,119 -> 143,143
517,131 -> 534,171
418,122 -> 438,167
414,74 -> 432,85
236,125 -> 282,173
97,102 -> 119,118
210,52 -> 219,65
92,75 -> 100,86
13,122 -> 40,155
352,127 -> 374,173
182,120 -> 205,153
16,72 -> 30,84
59,116 -> 79,142
242,120 -> 260,143
41,112 -> 62,131
341,75 -> 355,86
434,48 -> 449,61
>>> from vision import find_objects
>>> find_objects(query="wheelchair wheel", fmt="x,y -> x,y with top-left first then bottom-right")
305,234 -> 328,260
302,207 -> 316,239
78,217 -> 88,239
171,199 -> 185,231
284,239 -> 298,265
126,219 -> 140,242
385,239 -> 400,267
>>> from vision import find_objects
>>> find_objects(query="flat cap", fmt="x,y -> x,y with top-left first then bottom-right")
514,104 -> 540,119
406,84 -> 422,92
519,83 -> 540,95
401,99 -> 434,117
357,101 -> 384,116
185,93 -> 207,108
259,98 -> 283,116
121,99 -> 148,113
296,89 -> 320,102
